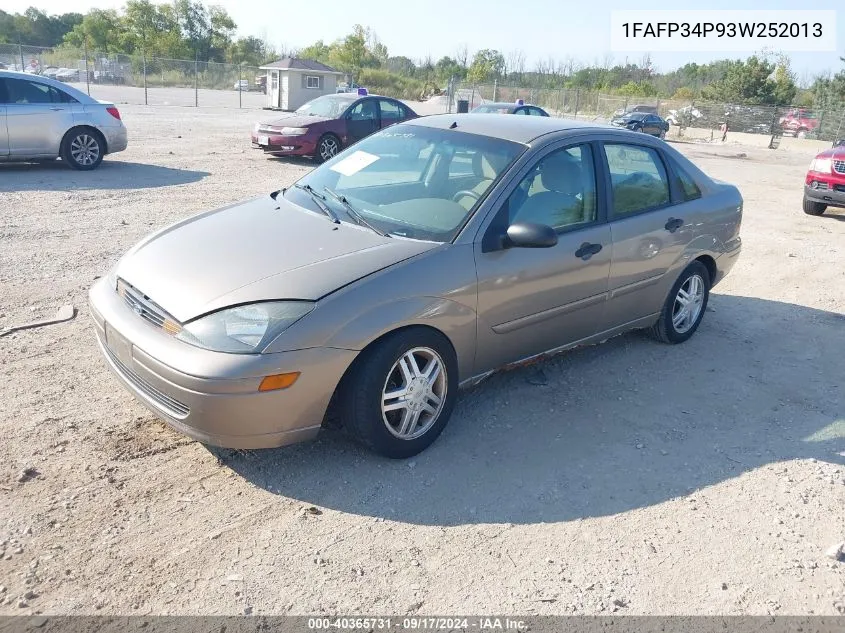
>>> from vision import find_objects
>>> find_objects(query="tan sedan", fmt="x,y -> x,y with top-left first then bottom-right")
90,114 -> 742,458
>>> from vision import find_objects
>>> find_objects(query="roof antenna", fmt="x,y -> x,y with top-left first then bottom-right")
449,121 -> 458,129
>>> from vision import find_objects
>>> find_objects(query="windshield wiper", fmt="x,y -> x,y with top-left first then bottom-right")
323,187 -> 388,237
294,183 -> 339,223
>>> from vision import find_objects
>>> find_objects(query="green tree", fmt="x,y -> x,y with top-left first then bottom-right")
63,9 -> 124,52
467,48 -> 504,83
701,56 -> 778,104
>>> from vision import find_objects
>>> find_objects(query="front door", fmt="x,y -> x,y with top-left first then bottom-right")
4,77 -> 74,156
600,142 -> 697,328
473,142 -> 611,373
0,105 -> 8,157
345,98 -> 380,145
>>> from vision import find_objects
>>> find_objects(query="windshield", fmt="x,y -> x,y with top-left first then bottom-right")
286,123 -> 525,242
473,105 -> 513,114
295,95 -> 352,118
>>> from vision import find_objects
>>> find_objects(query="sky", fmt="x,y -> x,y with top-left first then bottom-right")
6,0 -> 844,81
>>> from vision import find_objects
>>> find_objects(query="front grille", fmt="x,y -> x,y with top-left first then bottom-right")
105,345 -> 190,419
834,160 -> 845,174
118,279 -> 178,332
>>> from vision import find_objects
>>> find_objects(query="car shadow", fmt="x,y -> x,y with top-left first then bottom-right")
0,160 -> 209,191
212,294 -> 845,527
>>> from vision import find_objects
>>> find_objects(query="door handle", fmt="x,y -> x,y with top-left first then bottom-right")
665,217 -> 684,232
575,242 -> 603,260
49,107 -> 65,111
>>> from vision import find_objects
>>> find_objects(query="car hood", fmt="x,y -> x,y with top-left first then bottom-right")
115,195 -> 438,323
261,113 -> 329,127
815,147 -> 845,160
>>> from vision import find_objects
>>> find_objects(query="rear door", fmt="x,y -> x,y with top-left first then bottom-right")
5,77 -> 75,157
600,141 -> 698,329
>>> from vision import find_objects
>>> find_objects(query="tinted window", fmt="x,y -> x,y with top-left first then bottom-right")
514,107 -> 529,115
603,144 -> 670,216
4,78 -> 73,104
529,107 -> 547,117
379,99 -> 403,122
669,156 -> 702,201
508,144 -> 597,231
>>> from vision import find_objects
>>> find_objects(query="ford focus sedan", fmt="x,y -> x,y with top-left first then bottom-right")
91,114 -> 742,458
251,92 -> 418,162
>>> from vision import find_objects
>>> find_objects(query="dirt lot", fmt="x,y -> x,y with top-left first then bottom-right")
1,105 -> 844,617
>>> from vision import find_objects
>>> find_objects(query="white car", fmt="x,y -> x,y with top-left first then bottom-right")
234,80 -> 249,91
666,106 -> 702,126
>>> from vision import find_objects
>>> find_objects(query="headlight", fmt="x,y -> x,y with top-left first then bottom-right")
810,158 -> 832,173
253,122 -> 260,133
175,302 -> 314,353
280,127 -> 308,136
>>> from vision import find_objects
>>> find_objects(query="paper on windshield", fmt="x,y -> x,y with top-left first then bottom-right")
329,150 -> 380,176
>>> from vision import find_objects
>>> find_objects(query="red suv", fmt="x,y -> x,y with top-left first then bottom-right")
803,143 -> 845,215
780,109 -> 819,138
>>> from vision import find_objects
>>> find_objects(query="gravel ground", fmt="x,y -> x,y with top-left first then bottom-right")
0,105 -> 844,617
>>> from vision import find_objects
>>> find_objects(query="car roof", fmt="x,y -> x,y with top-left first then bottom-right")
406,113 -> 610,144
0,69 -> 100,103
480,102 -> 539,109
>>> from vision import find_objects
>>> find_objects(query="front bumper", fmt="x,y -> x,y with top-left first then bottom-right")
88,277 -> 357,449
804,178 -> 845,208
250,132 -> 317,156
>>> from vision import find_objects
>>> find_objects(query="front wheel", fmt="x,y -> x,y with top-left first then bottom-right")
338,328 -> 458,458
61,128 -> 104,170
649,261 -> 710,344
803,197 -> 827,216
315,134 -> 340,163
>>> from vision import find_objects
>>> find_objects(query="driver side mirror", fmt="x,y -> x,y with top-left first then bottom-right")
505,222 -> 558,248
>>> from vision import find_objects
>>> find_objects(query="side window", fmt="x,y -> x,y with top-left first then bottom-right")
379,99 -> 402,122
507,144 -> 597,231
5,79 -> 54,104
603,144 -> 670,216
305,75 -> 321,89
529,107 -> 547,117
348,100 -> 377,120
0,79 -> 8,104
514,107 -> 529,115
669,156 -> 702,201
50,86 -> 76,103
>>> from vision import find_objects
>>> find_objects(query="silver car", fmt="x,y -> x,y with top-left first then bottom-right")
90,114 -> 742,458
0,70 -> 127,170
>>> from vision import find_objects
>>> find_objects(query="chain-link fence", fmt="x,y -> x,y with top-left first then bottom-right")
0,43 -> 264,109
447,80 -> 845,143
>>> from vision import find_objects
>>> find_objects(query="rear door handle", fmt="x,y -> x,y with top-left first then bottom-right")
665,217 -> 684,232
575,242 -> 603,260
49,107 -> 65,111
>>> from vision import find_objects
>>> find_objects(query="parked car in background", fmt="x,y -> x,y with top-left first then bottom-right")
803,144 -> 845,215
251,92 -> 418,162
234,79 -> 249,91
0,70 -> 127,170
611,111 -> 670,138
612,103 -> 659,118
54,68 -> 81,83
336,82 -> 361,94
471,102 -> 549,116
93,114 -> 742,458
780,109 -> 819,138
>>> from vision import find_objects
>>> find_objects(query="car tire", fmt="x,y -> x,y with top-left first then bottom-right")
802,197 -> 827,216
797,128 -> 808,139
315,134 -> 341,163
659,129 -> 667,139
338,328 -> 459,459
61,127 -> 105,170
649,261 -> 710,344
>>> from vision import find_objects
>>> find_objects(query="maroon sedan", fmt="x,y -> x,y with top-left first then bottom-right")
251,92 -> 418,162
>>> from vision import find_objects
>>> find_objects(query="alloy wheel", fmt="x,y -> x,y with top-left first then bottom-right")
380,347 -> 447,440
319,137 -> 339,161
672,274 -> 705,334
70,134 -> 100,166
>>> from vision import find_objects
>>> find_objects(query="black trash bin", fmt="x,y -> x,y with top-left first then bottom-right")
456,99 -> 469,113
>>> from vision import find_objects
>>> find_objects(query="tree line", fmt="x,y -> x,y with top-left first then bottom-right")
2,3 -> 844,106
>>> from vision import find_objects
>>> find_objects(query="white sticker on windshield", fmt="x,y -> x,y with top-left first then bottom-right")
329,150 -> 380,176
